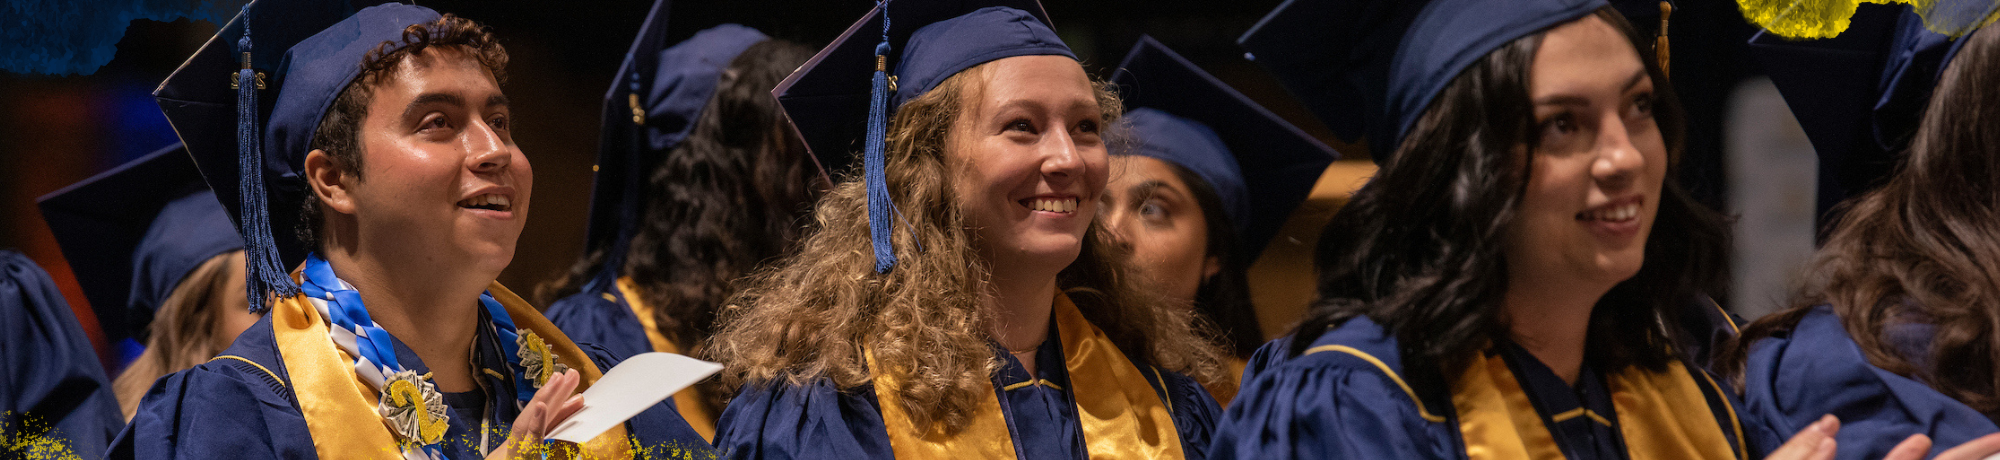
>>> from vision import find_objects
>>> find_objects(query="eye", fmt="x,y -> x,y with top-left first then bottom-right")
419,114 -> 452,132
1076,119 -> 1099,134
488,114 -> 509,131
1139,201 -> 1167,219
1630,93 -> 1654,118
1537,112 -> 1578,149
1006,119 -> 1036,134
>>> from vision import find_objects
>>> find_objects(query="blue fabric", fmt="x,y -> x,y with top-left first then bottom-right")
1238,0 -> 1604,160
0,250 -> 122,460
1211,316 -> 1769,459
1110,36 -> 1339,258
713,326 -> 1220,460
111,312 -> 711,459
1740,306 -> 1999,460
36,144 -> 243,345
544,291 -> 655,363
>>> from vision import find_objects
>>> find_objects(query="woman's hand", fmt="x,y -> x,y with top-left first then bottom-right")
1766,414 -> 1840,460
1884,432 -> 2000,460
486,369 -> 585,460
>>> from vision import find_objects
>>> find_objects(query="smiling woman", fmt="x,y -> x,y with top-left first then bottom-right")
705,2 -> 1229,459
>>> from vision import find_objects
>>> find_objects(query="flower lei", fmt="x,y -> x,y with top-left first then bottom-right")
299,253 -> 566,459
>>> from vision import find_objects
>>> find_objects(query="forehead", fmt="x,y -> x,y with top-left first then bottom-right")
1530,15 -> 1644,95
961,55 -> 1095,112
368,46 -> 502,100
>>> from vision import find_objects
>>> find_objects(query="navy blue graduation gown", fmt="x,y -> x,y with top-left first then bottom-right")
0,250 -> 122,460
545,291 -> 653,364
1210,316 -> 1776,459
110,310 -> 711,459
711,326 -> 1221,460
1739,306 -> 1999,460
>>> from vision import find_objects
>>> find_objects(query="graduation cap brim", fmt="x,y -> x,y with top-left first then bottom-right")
1748,3 -> 1902,224
772,0 -> 1055,179
35,145 -> 218,344
1111,36 -> 1339,261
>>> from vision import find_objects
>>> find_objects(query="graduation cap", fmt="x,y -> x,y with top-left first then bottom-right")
154,0 -> 437,311
1109,36 -> 1340,261
581,0 -> 772,295
1238,0 -> 1606,162
1748,2 -> 1994,231
36,144 -> 243,347
774,0 -> 1072,272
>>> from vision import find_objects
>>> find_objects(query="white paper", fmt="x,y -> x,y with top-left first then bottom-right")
544,352 -> 723,443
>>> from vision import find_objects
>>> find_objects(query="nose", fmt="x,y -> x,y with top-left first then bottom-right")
1041,129 -> 1085,181
1591,114 -> 1642,191
1101,207 -> 1136,252
466,119 -> 510,173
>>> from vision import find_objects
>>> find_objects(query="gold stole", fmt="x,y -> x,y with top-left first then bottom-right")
868,293 -> 1185,460
615,278 -> 718,442
270,280 -> 632,459
1450,350 -> 1743,460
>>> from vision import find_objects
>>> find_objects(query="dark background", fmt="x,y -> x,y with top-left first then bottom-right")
0,0 -> 1766,365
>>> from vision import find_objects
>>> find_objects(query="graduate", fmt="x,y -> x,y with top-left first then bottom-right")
705,0 -> 1231,458
38,144 -> 253,421
1097,37 -> 1338,399
1724,6 -> 2000,459
1205,0 -> 1863,457
0,249 -> 121,459
114,2 -> 707,458
539,0 -> 821,441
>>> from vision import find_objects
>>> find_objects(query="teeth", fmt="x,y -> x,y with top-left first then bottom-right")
458,194 -> 510,210
1029,198 -> 1077,213
1581,203 -> 1639,222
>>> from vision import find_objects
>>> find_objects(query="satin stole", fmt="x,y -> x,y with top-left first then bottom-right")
1451,350 -> 1744,460
868,293 -> 1186,459
615,277 -> 718,442
271,279 -> 632,459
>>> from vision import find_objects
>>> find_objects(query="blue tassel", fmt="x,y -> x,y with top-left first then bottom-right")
864,2 -> 899,273
234,6 -> 300,312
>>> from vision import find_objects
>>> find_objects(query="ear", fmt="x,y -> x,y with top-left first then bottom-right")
1202,254 -> 1223,280
303,149 -> 358,216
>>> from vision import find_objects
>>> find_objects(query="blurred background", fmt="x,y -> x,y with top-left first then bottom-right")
0,0 -> 1816,369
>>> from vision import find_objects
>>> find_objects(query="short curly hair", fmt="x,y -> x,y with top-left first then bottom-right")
297,13 -> 509,250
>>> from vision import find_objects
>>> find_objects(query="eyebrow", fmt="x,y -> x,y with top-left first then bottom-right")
1129,179 -> 1177,201
402,92 -> 466,119
1531,69 -> 1649,108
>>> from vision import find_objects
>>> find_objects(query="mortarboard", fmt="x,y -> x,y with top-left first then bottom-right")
1748,2 -> 1998,230
581,0 -> 772,295
37,144 -> 243,347
774,0 -> 1072,272
1109,36 -> 1340,261
1238,0 -> 1606,162
155,1 -> 438,310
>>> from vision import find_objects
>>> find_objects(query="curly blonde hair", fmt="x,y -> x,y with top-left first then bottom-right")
706,61 -> 1229,433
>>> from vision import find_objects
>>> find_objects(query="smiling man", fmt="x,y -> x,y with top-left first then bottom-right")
116,2 -> 707,459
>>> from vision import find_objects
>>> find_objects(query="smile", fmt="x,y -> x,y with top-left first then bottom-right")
1022,196 -> 1078,214
1576,200 -> 1639,223
457,193 -> 513,212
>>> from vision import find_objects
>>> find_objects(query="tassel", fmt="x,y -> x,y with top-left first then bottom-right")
1657,0 -> 1672,76
864,2 -> 900,273
234,5 -> 300,313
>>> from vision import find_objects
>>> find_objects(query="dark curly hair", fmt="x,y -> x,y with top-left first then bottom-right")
298,13 -> 509,250
539,38 -> 822,355
1287,8 -> 1728,385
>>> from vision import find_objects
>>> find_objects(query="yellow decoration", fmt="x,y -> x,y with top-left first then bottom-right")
1738,0 -> 2000,39
378,370 -> 449,447
519,330 -> 572,387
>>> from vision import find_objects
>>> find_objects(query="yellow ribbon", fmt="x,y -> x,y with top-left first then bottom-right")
869,293 -> 1185,460
1450,348 -> 1740,460
271,278 -> 631,459
616,278 -> 718,442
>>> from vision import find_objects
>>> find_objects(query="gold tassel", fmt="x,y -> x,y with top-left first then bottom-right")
1658,0 -> 1672,76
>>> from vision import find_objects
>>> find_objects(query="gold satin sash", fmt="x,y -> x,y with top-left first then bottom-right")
616,278 -> 717,442
272,279 -> 632,459
869,293 -> 1185,460
1450,348 -> 1740,460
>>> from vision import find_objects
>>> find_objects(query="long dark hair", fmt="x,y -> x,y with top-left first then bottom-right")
1721,23 -> 2000,415
539,38 -> 821,353
1287,8 -> 1726,381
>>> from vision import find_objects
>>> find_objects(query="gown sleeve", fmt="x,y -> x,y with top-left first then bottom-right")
712,379 -> 894,460
109,346 -> 313,460
0,251 -> 122,460
1208,349 -> 1458,460
579,343 -> 714,458
1739,307 -> 1999,460
1156,368 -> 1223,459
546,292 -> 655,361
